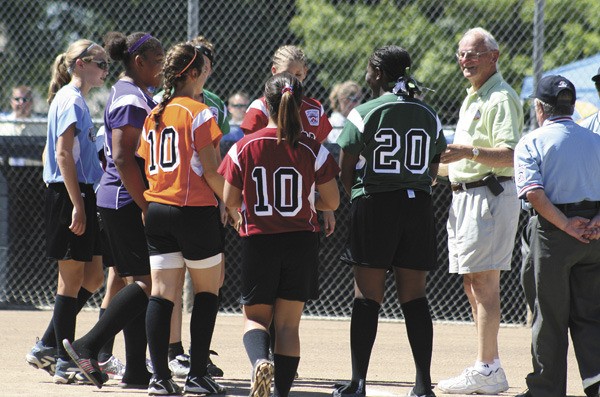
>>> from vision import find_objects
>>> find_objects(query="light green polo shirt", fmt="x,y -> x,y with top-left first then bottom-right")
448,72 -> 523,183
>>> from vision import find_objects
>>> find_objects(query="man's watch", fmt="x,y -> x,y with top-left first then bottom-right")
471,146 -> 480,160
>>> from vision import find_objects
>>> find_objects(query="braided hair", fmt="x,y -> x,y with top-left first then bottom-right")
153,43 -> 204,131
369,45 -> 421,98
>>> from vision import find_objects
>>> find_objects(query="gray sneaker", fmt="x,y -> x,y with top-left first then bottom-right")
249,359 -> 274,397
99,354 -> 125,380
53,358 -> 79,384
169,354 -> 190,379
26,338 -> 56,376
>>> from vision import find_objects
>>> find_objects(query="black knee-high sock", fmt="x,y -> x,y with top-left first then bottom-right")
189,292 -> 219,378
350,298 -> 380,382
402,297 -> 433,395
122,307 -> 150,383
97,308 -> 115,363
73,283 -> 148,359
243,328 -> 270,366
269,321 -> 276,355
53,294 -> 78,360
42,287 -> 93,348
274,354 -> 299,397
168,341 -> 184,362
146,296 -> 174,380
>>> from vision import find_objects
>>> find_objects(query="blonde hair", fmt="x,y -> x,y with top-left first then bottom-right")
47,39 -> 102,104
329,81 -> 361,112
272,45 -> 307,71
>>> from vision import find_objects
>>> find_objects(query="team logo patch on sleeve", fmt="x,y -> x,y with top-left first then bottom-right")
305,109 -> 320,126
209,106 -> 219,119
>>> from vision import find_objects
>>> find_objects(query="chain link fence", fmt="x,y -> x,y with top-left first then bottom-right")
1,0 -> 599,325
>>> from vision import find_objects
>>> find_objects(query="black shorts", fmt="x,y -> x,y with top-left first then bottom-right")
145,202 -> 223,265
341,189 -> 437,271
240,231 -> 320,305
96,211 -> 114,267
45,183 -> 99,262
98,202 -> 150,277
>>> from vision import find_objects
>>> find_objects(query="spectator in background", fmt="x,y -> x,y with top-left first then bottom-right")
327,81 -> 362,144
579,67 -> 600,133
0,85 -> 46,136
222,91 -> 249,143
438,27 -> 523,395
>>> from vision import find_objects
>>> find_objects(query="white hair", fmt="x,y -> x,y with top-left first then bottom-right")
460,27 -> 499,51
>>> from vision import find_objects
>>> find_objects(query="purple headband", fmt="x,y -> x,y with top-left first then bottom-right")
128,34 -> 153,54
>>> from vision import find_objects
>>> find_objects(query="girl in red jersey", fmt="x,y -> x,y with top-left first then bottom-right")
241,45 -> 336,236
138,42 -> 230,396
219,72 -> 340,397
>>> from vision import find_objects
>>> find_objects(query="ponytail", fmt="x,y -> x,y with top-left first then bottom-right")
277,86 -> 302,146
47,53 -> 70,104
264,72 -> 303,147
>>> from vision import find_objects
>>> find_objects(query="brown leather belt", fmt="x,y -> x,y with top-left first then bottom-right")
450,176 -> 513,192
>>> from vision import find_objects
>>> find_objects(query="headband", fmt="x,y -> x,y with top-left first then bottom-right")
176,48 -> 198,77
128,34 -> 153,54
195,45 -> 215,65
68,42 -> 98,75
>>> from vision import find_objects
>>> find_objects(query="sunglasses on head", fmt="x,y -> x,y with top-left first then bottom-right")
230,103 -> 249,108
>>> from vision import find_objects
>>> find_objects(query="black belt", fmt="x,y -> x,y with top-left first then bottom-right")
450,176 -> 513,192
555,201 -> 600,213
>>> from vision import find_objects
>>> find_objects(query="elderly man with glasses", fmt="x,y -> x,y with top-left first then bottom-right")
0,85 -> 46,136
438,27 -> 524,395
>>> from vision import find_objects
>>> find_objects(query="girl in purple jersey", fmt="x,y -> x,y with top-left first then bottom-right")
62,31 -> 165,389
220,73 -> 340,397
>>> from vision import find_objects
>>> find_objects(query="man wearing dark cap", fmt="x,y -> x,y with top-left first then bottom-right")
579,67 -> 600,133
514,75 -> 600,397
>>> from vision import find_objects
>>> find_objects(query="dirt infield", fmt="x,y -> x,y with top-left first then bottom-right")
1,310 -> 584,397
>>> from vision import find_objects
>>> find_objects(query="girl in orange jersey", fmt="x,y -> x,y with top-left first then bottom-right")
138,42 -> 229,396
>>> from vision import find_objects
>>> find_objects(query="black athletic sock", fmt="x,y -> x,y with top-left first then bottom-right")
269,321 -> 276,356
168,341 -> 185,362
243,328 -> 270,366
97,308 -> 115,363
402,297 -> 433,395
73,282 -> 148,359
53,294 -> 78,360
42,287 -> 92,348
189,292 -> 219,378
350,298 -> 380,382
147,296 -> 174,380
273,354 -> 299,397
122,306 -> 150,384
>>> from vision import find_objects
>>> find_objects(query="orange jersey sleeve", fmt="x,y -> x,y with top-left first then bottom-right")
141,97 -> 222,207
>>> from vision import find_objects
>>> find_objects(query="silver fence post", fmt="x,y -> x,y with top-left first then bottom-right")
530,0 -> 545,132
184,0 -> 200,313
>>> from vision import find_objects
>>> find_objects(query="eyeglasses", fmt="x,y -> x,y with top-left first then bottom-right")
12,96 -> 32,103
346,95 -> 361,102
455,50 -> 491,60
87,59 -> 110,71
230,103 -> 249,108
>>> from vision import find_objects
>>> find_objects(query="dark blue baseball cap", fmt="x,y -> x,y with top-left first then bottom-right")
529,75 -> 576,105
592,66 -> 600,82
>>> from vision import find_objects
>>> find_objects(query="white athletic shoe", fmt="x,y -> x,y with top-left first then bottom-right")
436,367 -> 509,394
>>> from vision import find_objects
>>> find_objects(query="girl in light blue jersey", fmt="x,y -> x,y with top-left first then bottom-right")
28,39 -> 108,385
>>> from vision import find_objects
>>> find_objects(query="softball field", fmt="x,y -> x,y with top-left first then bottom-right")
0,309 -> 584,397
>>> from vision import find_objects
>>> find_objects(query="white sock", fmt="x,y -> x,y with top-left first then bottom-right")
492,358 -> 502,370
474,361 -> 493,375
